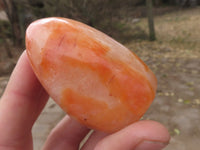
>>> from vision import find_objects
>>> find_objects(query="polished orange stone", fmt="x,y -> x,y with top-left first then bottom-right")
26,17 -> 157,133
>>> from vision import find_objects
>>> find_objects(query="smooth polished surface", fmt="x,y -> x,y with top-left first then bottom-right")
26,17 -> 157,133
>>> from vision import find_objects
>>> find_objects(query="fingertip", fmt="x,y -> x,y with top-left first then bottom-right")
128,120 -> 171,143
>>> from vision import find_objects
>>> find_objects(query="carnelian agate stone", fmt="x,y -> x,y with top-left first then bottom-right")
26,17 -> 157,133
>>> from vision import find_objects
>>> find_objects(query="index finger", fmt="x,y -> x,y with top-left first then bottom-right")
0,51 -> 49,148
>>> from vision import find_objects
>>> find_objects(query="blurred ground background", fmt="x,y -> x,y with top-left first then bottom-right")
0,0 -> 200,150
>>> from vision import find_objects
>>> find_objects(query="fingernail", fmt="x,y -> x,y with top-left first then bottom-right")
135,140 -> 167,150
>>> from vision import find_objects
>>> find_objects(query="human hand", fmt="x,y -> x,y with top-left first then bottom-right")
0,51 -> 170,150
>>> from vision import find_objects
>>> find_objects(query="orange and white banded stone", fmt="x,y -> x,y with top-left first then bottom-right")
26,17 -> 157,133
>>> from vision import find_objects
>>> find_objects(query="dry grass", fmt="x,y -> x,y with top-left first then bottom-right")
129,7 -> 200,52
155,7 -> 200,51
124,7 -> 200,65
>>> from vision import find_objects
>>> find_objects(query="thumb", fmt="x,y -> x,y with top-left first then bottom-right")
82,120 -> 170,150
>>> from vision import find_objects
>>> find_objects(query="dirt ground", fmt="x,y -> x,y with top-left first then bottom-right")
126,41 -> 200,150
0,7 -> 200,150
